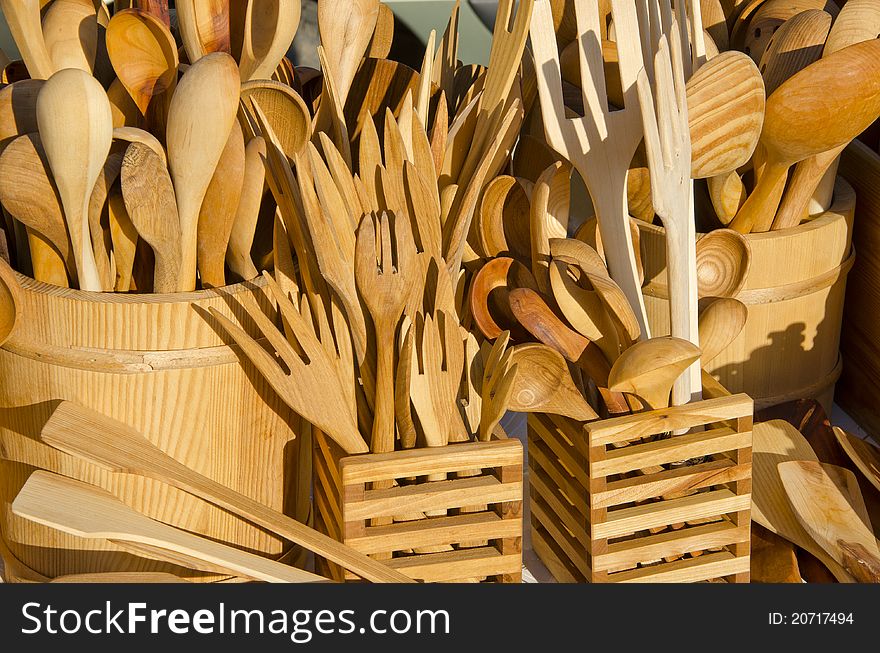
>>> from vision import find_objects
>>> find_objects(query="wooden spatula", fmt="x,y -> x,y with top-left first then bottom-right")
833,428 -> 880,495
779,460 -> 880,583
40,401 -> 413,583
13,470 -> 327,583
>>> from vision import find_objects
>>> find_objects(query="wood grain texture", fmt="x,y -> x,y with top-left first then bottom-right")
0,274 -> 306,580
0,0 -> 55,79
239,0 -> 300,82
42,0 -> 99,74
758,9 -> 831,97
640,178 -> 854,411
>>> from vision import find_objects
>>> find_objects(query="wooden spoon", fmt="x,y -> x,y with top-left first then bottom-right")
687,51 -> 765,179
37,68 -> 112,292
833,427 -> 880,494
239,0 -> 301,82
226,135 -> 266,281
698,297 -> 748,363
177,0 -> 232,63
240,80 -> 311,159
41,0 -> 98,74
0,79 -> 44,145
823,0 -> 880,56
740,0 -> 839,64
530,161 -> 571,292
695,228 -> 751,298
701,0 -> 730,50
0,257 -> 20,346
507,343 -> 599,421
166,52 -> 241,291
607,336 -> 702,409
40,401 -> 413,583
779,460 -> 880,582
0,0 -> 54,79
752,419 -> 856,582
707,171 -> 747,225
197,122 -> 245,288
0,133 -> 74,280
731,39 -> 880,233
319,0 -> 381,108
112,126 -> 167,166
469,256 -> 539,341
106,8 -> 178,122
758,9 -> 831,97
108,188 -> 138,292
120,143 -> 181,293
367,2 -> 395,59
13,470 -> 327,583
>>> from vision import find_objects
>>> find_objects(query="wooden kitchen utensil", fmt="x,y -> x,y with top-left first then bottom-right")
120,142 -> 181,293
698,297 -> 748,363
226,135 -> 266,281
0,133 -> 74,280
469,256 -> 539,341
41,401 -> 413,583
730,39 -> 880,233
707,172 -> 747,225
531,0 -> 651,338
695,228 -> 751,298
240,80 -> 311,159
37,68 -> 112,292
210,273 -> 369,454
355,212 -> 419,454
51,572 -> 190,583
687,50 -> 765,179
41,0 -> 99,74
479,332 -> 518,441
507,342 -> 599,421
530,161 -> 571,293
105,8 -> 178,121
107,188 -> 138,292
0,256 -> 20,346
318,0 -> 380,108
758,9 -> 831,97
823,0 -> 880,57
779,460 -> 880,583
197,121 -> 245,288
752,419 -> 856,582
0,79 -> 43,144
12,471 -> 327,583
166,52 -> 240,291
177,0 -> 231,63
833,427 -> 880,494
608,336 -> 702,409
239,0 -> 300,82
0,0 -> 55,79
739,0 -> 839,64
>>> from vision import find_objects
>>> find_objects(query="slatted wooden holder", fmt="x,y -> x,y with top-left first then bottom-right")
313,432 -> 523,583
528,392 -> 753,583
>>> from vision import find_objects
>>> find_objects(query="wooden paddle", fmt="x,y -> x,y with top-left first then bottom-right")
12,471 -> 328,583
698,297 -> 748,363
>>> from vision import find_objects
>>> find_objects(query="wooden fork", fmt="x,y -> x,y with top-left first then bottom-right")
531,0 -> 650,339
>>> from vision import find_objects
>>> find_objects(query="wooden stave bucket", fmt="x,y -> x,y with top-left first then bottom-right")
638,177 -> 855,412
0,275 -> 308,581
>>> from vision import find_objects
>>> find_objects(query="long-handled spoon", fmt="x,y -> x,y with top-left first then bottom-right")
176,0 -> 232,63
239,0 -> 301,82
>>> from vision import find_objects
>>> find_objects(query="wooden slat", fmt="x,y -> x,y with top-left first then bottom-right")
314,453 -> 344,529
585,395 -> 753,445
345,512 -> 521,554
528,437 -> 589,517
315,434 -> 344,494
531,522 -> 586,583
339,439 -> 522,484
594,489 -> 751,539
387,548 -> 522,582
345,476 -> 522,520
607,551 -> 750,583
529,418 -> 590,487
593,521 -> 749,571
590,427 -> 750,477
594,459 -> 751,508
530,493 -> 592,578
545,413 -> 591,458
529,466 -> 590,549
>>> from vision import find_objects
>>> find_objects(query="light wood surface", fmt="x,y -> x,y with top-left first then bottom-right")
318,0 -> 379,108
736,0 -> 839,63
0,79 -> 43,144
12,471 -> 327,583
758,9 -> 830,97
608,336 -> 702,409
508,343 -> 598,421
707,171 -> 747,225
176,0 -> 231,63
695,228 -> 751,298
41,0 -> 98,74
166,52 -> 240,291
226,135 -> 266,281
120,142 -> 181,293
699,298 -> 748,364
107,188 -> 138,292
834,427 -> 880,494
0,0 -> 54,79
239,0 -> 300,82
36,68 -> 112,292
779,460 -> 880,582
240,80 -> 311,160
0,258 -> 19,346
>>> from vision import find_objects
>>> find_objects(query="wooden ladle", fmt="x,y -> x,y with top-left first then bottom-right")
608,336 -> 702,409
730,39 -> 880,233
507,342 -> 599,422
698,297 -> 748,364
239,0 -> 301,82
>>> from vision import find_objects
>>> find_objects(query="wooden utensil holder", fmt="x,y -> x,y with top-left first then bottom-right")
313,432 -> 523,583
528,390 -> 753,583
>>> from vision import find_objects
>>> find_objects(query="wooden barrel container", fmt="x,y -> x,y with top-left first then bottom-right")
0,276 -> 308,581
638,177 -> 855,412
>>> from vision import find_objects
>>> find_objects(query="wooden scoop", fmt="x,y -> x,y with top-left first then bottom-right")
37,68 -> 112,292
240,80 -> 311,159
0,257 -> 20,346
106,8 -> 178,122
758,9 -> 831,97
42,0 -> 99,74
166,52 -> 241,291
833,427 -> 880,494
779,460 -> 880,583
0,0 -> 54,79
695,228 -> 751,298
608,336 -> 702,409
239,0 -> 301,82
507,343 -> 598,422
752,419 -> 856,582
730,39 -> 880,233
120,142 -> 181,293
0,133 -> 74,281
40,401 -> 413,583
698,297 -> 748,363
12,470 -> 327,583
687,50 -> 765,179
